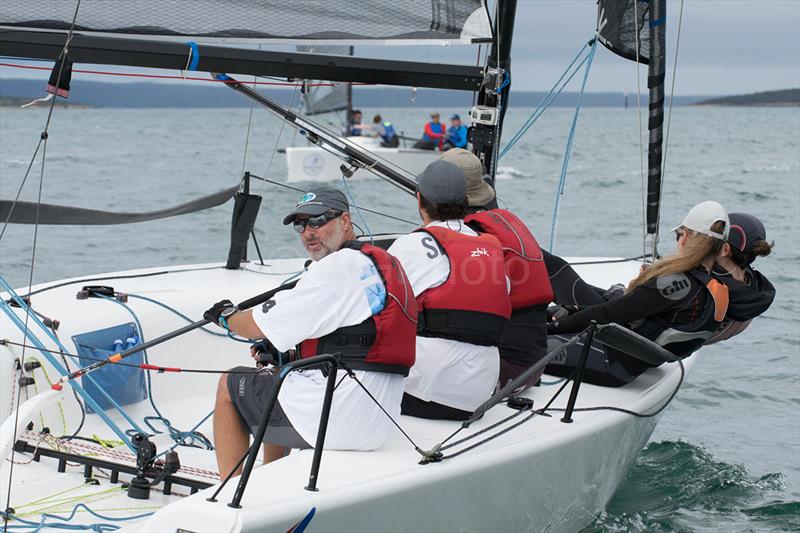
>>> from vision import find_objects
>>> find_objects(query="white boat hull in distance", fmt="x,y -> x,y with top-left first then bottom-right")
285,136 -> 439,182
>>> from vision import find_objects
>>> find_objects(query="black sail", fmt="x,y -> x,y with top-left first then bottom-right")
597,0 -> 666,243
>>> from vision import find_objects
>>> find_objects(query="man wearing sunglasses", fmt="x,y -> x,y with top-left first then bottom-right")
205,188 -> 417,477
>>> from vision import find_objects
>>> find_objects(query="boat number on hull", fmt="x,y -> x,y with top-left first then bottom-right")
303,154 -> 325,176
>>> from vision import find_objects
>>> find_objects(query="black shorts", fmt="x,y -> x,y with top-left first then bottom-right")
227,367 -> 311,449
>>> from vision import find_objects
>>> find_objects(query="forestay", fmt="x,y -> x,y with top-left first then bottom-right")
0,0 -> 493,45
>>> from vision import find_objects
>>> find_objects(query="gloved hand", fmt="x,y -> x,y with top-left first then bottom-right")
547,304 -> 578,322
204,299 -> 237,327
250,339 -> 276,367
250,339 -> 294,368
602,283 -> 626,301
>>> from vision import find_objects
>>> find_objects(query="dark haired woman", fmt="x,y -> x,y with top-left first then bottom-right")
706,213 -> 775,344
546,202 -> 731,387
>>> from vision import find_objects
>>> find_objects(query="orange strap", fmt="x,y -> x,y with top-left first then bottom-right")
706,279 -> 729,322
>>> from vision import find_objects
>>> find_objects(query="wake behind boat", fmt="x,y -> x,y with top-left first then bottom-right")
0,0 -> 693,531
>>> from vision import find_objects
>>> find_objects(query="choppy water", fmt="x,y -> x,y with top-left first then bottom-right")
1,101 -> 798,531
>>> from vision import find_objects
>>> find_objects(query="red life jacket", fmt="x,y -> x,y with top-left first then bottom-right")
299,241 -> 417,375
415,226 -> 511,346
465,209 -> 554,310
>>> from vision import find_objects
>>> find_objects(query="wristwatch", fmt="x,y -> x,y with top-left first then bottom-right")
221,306 -> 239,319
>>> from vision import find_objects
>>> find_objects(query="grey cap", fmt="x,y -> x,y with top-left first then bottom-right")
416,160 -> 467,205
282,188 -> 349,225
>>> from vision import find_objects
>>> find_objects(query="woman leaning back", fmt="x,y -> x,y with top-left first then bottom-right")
546,201 -> 731,387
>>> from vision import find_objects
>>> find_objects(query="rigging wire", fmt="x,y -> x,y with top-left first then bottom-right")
634,0 -> 648,263
257,85 -> 299,198
340,175 -> 373,244
659,0 -> 685,236
498,41 -> 592,160
239,50 -> 261,178
547,37 -> 598,253
247,173 -> 417,226
3,2 -> 83,523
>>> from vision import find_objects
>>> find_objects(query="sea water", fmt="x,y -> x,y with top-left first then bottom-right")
1,103 -> 798,532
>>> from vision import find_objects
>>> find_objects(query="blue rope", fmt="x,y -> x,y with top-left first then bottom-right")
499,41 -> 592,160
548,37 -> 598,252
3,503 -> 153,532
496,71 -> 510,94
125,294 -> 250,343
96,295 -> 213,450
155,409 -> 215,457
0,277 -> 140,451
341,175 -> 373,244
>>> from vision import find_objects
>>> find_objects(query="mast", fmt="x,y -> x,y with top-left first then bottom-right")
645,0 -> 666,258
472,0 -> 517,181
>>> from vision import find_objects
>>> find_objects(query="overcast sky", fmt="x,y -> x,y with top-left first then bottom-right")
359,0 -> 800,96
1,0 -> 798,96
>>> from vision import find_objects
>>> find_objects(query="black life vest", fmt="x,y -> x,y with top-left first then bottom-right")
298,241 -> 417,375
414,226 -> 511,346
631,269 -> 729,358
465,209 -> 553,365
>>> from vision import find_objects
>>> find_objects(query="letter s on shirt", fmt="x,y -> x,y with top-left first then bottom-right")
421,236 -> 440,259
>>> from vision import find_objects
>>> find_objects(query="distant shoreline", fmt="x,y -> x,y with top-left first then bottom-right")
693,88 -> 799,107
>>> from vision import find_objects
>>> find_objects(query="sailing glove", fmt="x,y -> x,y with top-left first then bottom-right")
204,299 -> 237,327
547,304 -> 578,322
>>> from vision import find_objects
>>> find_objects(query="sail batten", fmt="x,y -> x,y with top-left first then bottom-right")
0,0 -> 492,45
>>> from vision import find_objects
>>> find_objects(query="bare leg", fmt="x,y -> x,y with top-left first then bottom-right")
214,373 -> 250,478
263,444 -> 288,464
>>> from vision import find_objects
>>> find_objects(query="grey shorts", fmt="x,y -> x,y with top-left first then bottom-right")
227,367 -> 311,449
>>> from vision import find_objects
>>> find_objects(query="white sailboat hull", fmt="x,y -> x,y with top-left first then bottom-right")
286,136 -> 439,182
0,258 -> 685,532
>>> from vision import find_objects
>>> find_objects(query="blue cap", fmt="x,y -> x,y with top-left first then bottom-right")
450,114 -> 461,120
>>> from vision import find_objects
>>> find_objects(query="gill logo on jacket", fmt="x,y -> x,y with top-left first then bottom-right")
656,273 -> 691,300
470,247 -> 489,257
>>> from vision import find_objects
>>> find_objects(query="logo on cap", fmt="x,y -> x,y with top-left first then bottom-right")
298,192 -> 316,205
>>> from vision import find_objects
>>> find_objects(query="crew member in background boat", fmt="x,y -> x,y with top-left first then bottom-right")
205,188 -> 416,476
441,148 -> 554,389
546,201 -> 731,387
371,114 -> 400,148
706,212 -> 775,344
387,160 -> 511,420
443,114 -> 469,150
413,113 -> 446,151
346,109 -> 364,136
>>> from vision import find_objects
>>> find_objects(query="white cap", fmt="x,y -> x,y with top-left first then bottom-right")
673,201 -> 729,240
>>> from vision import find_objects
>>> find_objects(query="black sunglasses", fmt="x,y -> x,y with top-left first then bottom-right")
293,210 -> 343,234
675,228 -> 685,242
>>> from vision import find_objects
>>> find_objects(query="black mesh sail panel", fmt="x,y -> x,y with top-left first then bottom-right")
596,0 -> 650,64
0,0 -> 492,44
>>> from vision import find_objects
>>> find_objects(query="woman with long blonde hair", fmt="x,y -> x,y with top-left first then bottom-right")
546,202 -> 731,387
